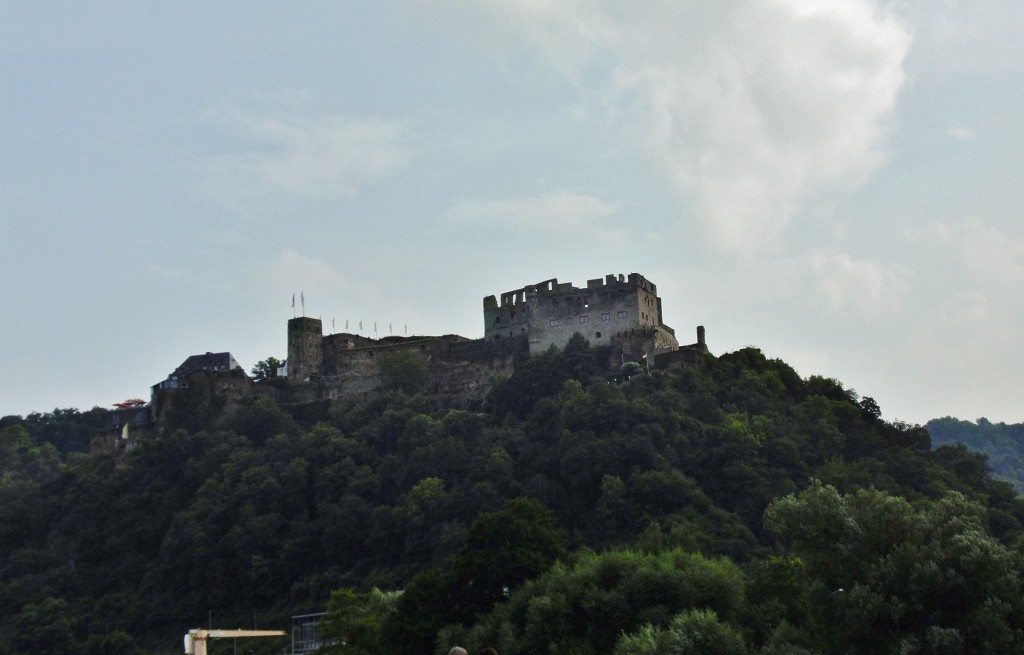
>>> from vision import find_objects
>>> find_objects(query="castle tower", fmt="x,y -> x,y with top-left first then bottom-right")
288,317 -> 323,381
484,273 -> 678,355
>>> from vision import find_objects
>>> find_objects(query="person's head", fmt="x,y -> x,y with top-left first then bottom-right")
448,648 -> 468,655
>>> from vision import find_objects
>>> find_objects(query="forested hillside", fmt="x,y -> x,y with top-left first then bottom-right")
927,416 -> 1024,492
2,339 -> 1023,655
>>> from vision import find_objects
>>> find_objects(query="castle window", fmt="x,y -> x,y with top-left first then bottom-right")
601,312 -> 611,321
618,311 -> 628,319
595,332 -> 602,339
579,315 -> 588,324
566,318 -> 574,325
550,319 -> 559,327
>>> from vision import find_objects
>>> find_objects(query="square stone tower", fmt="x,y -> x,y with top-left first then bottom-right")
287,317 -> 324,382
483,273 -> 678,355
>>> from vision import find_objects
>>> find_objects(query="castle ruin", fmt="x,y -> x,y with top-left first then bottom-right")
483,273 -> 679,355
140,272 -> 706,433
284,272 -> 701,405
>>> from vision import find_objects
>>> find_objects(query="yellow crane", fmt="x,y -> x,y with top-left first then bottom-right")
183,628 -> 286,655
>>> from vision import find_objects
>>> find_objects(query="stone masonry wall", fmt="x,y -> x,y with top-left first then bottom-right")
286,320 -> 528,407
288,317 -> 324,381
286,273 -> 689,407
484,273 -> 678,355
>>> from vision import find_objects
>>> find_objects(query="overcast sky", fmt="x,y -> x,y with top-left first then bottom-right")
2,1 -> 1022,425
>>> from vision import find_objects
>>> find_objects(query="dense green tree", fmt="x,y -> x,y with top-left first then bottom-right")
251,356 -> 284,382
0,423 -> 63,503
379,350 -> 430,394
78,630 -> 139,655
385,497 -> 566,655
3,346 -> 1023,654
10,596 -> 75,655
228,397 -> 300,443
927,416 -> 1024,491
614,608 -> 748,655
448,497 -> 567,620
764,481 -> 1024,655
461,549 -> 745,655
320,587 -> 400,655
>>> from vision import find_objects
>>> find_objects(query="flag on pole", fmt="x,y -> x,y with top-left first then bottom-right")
405,324 -> 407,335
345,319 -> 349,330
389,323 -> 392,334
359,321 -> 363,331
291,293 -> 295,308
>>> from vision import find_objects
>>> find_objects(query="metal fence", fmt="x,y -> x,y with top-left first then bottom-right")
290,612 -> 335,654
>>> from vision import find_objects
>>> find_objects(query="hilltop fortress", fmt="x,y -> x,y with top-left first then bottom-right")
134,273 -> 707,437
284,272 -> 703,404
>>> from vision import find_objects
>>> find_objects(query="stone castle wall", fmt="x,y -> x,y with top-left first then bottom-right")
483,273 -> 678,355
286,318 -> 528,407
283,272 -> 694,407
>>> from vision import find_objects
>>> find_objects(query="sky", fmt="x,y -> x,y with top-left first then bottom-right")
1,1 -> 1022,426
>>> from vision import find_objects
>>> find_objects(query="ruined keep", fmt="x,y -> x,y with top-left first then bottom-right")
483,273 -> 679,357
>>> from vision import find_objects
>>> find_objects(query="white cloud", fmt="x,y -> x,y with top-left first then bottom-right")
920,219 -> 1024,325
442,191 -> 619,233
952,219 -> 1024,286
810,252 -> 911,319
424,0 -> 911,254
946,121 -> 975,141
900,220 -> 1024,421
204,108 -> 414,202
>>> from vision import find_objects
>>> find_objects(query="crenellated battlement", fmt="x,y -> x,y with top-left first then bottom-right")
483,272 -> 677,355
